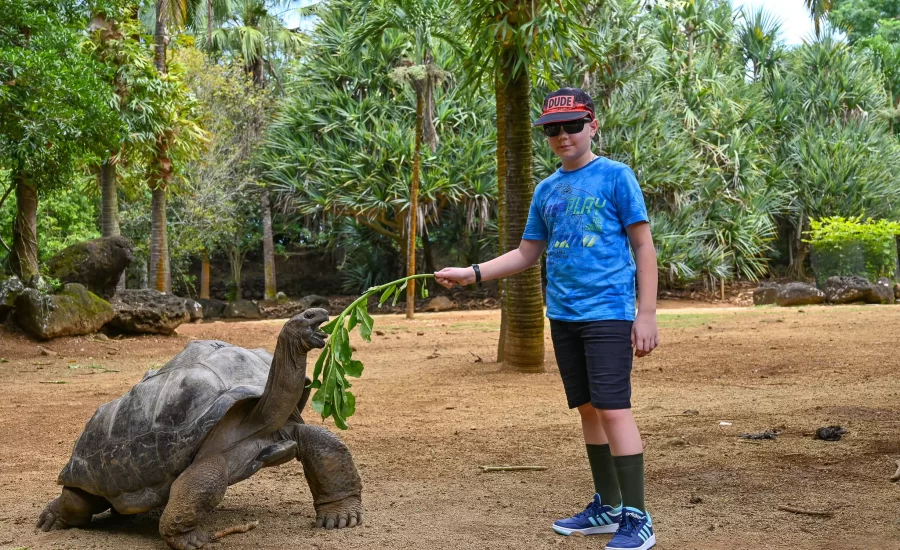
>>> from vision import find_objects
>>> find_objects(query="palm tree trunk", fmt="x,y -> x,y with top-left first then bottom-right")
261,188 -> 277,300
406,89 -> 424,319
9,171 -> 39,281
150,184 -> 171,292
150,0 -> 171,293
495,70 -> 509,363
498,53 -> 544,373
154,0 -> 169,75
251,56 -> 266,88
200,250 -> 211,299
100,159 -> 125,293
226,246 -> 244,301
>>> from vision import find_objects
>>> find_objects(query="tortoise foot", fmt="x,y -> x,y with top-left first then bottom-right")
163,528 -> 211,550
315,495 -> 363,529
36,498 -> 69,531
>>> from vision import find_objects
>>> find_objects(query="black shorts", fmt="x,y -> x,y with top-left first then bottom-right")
549,319 -> 634,410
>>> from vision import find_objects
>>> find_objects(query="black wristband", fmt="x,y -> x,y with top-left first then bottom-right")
471,264 -> 482,284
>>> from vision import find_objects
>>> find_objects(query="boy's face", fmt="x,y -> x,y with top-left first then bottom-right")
546,117 -> 599,163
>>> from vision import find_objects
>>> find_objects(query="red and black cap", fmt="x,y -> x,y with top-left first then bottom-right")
533,88 -> 596,126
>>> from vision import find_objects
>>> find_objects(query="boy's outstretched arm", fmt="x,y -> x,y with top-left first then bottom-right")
627,221 -> 659,357
434,239 -> 547,288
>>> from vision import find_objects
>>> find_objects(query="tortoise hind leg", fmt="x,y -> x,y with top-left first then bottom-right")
37,487 -> 110,531
159,455 -> 228,550
282,423 -> 362,529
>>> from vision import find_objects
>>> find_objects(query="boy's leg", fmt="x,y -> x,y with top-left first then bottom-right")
578,403 -> 622,507
597,408 -> 645,512
579,321 -> 647,513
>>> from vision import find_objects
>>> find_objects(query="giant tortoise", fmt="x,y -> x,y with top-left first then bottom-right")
37,309 -> 362,549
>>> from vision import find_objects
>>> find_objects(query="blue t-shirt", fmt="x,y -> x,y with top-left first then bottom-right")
523,156 -> 649,322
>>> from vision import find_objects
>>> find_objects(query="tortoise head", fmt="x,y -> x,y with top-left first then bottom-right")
283,308 -> 330,353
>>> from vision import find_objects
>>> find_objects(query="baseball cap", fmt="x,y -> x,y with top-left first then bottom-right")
533,88 -> 596,126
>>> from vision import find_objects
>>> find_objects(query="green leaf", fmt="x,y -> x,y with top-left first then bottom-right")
342,390 -> 356,418
311,348 -> 328,388
311,389 -> 326,415
345,359 -> 364,378
357,304 -> 374,342
379,285 -> 395,306
392,285 -> 403,306
336,327 -> 352,361
348,307 -> 359,331
320,317 -> 339,335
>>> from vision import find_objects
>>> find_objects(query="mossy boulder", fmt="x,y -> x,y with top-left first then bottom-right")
47,236 -> 133,299
0,276 -> 25,322
108,289 -> 189,335
775,282 -> 825,307
197,298 -> 226,319
14,283 -> 114,340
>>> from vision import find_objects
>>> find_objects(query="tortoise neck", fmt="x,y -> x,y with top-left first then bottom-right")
252,332 -> 308,434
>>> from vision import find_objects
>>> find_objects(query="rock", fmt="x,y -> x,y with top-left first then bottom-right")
775,282 -> 825,307
197,298 -> 226,319
894,283 -> 900,300
299,294 -> 329,310
814,425 -> 847,441
752,282 -> 779,306
222,299 -> 261,319
46,236 -> 133,300
0,276 -> 25,321
824,276 -> 872,304
108,289 -> 189,335
39,346 -> 58,357
871,278 -> 895,304
183,298 -> 204,322
14,284 -> 114,340
275,291 -> 290,303
422,296 -> 457,312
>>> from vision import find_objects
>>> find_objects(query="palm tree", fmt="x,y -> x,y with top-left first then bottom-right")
462,0 -> 592,372
206,0 -> 304,301
737,7 -> 783,82
345,0 -> 463,319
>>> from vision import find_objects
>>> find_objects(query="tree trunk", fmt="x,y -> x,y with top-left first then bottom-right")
150,184 -> 171,292
251,55 -> 265,88
261,188 -> 277,300
497,52 -> 544,373
406,89 -> 424,319
226,246 -> 244,301
100,159 -> 125,293
495,70 -> 509,363
154,0 -> 169,75
200,250 -> 210,299
150,0 -> 171,293
9,171 -> 39,281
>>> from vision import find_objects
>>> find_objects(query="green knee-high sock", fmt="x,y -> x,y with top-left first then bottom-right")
586,444 -> 622,507
613,453 -> 645,512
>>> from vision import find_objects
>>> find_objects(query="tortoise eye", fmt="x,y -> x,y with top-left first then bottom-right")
304,310 -> 314,318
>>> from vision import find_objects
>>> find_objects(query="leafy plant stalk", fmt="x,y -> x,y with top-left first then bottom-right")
309,274 -> 434,429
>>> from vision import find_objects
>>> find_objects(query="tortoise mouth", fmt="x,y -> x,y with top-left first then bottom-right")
309,326 -> 328,349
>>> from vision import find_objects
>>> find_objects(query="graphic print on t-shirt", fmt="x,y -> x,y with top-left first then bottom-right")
544,182 -> 606,261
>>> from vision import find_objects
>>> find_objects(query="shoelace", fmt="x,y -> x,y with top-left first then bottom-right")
573,500 -> 600,521
619,513 -> 642,537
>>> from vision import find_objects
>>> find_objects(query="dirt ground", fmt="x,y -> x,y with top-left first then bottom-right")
1,302 -> 899,550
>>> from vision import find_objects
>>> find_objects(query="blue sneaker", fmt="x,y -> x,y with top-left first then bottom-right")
606,507 -> 656,550
552,494 -> 622,536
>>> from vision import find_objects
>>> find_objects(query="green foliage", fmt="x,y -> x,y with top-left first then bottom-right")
311,274 -> 432,429
0,0 -> 121,187
806,216 -> 900,284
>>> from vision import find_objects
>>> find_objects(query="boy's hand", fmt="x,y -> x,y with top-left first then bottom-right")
632,312 -> 659,357
434,267 -> 476,289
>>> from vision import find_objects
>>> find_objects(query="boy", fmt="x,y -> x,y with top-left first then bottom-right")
434,88 -> 659,550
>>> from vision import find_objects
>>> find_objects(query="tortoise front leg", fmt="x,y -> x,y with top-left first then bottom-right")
37,487 -> 110,531
282,423 -> 363,529
159,455 -> 228,550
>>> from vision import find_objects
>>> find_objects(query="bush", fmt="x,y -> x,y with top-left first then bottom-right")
806,217 -> 900,287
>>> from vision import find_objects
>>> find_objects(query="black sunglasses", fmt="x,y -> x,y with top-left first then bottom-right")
542,116 -> 593,137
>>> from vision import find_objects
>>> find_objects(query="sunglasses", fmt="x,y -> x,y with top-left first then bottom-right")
542,116 -> 593,137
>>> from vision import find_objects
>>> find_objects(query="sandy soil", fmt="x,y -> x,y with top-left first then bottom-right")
1,303 -> 899,550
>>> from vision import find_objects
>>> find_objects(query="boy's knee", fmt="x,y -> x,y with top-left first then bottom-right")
596,408 -> 632,423
576,403 -> 599,417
